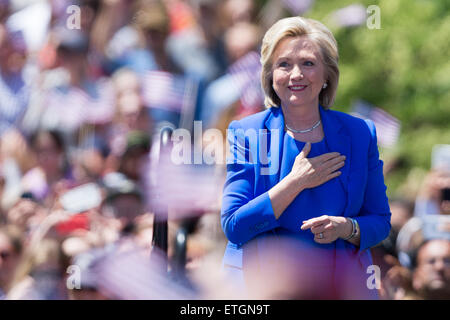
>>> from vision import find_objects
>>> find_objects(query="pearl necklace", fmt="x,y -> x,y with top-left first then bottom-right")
285,119 -> 321,134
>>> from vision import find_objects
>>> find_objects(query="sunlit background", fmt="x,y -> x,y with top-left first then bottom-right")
0,0 -> 449,300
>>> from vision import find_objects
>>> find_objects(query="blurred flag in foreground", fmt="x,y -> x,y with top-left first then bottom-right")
227,51 -> 264,110
351,100 -> 401,148
142,70 -> 198,113
43,79 -> 115,131
147,149 -> 223,219
92,246 -> 197,299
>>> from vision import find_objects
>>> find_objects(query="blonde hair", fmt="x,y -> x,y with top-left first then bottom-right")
260,16 -> 339,109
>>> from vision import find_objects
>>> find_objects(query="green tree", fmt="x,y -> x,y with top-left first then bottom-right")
305,0 -> 450,198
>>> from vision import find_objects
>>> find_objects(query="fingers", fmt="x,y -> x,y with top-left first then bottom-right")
320,155 -> 345,182
310,222 -> 332,234
312,224 -> 338,244
314,232 -> 330,244
297,142 -> 311,159
320,170 -> 342,185
318,156 -> 346,173
325,160 -> 345,175
324,154 -> 346,166
301,217 -> 341,244
308,153 -> 345,178
313,152 -> 342,164
293,147 -> 345,190
300,215 -> 329,230
323,171 -> 342,183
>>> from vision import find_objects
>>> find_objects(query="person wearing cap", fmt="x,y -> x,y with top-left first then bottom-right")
134,0 -> 180,74
117,130 -> 151,182
101,171 -> 144,235
133,0 -> 203,130
75,135 -> 111,183
221,16 -> 391,299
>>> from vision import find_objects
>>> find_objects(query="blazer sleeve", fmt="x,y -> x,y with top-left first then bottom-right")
221,120 -> 280,245
354,119 -> 392,252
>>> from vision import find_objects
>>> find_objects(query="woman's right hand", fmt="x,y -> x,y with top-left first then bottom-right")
288,142 -> 346,191
268,142 -> 346,219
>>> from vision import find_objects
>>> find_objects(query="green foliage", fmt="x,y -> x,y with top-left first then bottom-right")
304,0 -> 450,197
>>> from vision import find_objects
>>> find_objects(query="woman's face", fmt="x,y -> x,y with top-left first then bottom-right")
34,134 -> 62,175
271,36 -> 327,110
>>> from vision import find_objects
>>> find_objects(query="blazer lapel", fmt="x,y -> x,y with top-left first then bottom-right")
263,107 -> 285,190
261,106 -> 352,215
319,106 -> 351,197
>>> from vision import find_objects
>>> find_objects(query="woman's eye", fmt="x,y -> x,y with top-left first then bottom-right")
278,61 -> 289,67
304,61 -> 314,66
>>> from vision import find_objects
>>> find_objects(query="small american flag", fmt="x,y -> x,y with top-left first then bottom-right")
147,149 -> 223,219
93,246 -> 196,299
44,87 -> 87,131
227,51 -> 265,110
142,70 -> 197,113
351,100 -> 401,148
43,79 -> 115,131
84,79 -> 116,124
0,72 -> 29,136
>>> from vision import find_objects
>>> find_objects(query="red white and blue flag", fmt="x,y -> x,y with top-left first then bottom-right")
142,70 -> 197,113
351,100 -> 401,148
227,51 -> 264,110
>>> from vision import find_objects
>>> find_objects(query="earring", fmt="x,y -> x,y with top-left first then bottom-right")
322,83 -> 328,89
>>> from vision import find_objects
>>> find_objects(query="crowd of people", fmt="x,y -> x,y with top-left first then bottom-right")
0,0 -> 449,300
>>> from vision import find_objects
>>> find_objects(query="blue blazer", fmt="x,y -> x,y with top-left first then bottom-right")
221,105 -> 391,299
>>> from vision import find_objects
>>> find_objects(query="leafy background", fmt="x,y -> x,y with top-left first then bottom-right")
280,0 -> 450,200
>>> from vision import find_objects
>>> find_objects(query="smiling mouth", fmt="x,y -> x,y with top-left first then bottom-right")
288,85 -> 307,92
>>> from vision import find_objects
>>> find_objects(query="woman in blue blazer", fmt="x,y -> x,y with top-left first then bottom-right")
221,17 -> 391,299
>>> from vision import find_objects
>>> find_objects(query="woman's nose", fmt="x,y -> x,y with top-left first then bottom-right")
291,65 -> 303,81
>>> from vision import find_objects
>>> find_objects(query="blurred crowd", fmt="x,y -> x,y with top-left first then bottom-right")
0,0 -> 449,300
